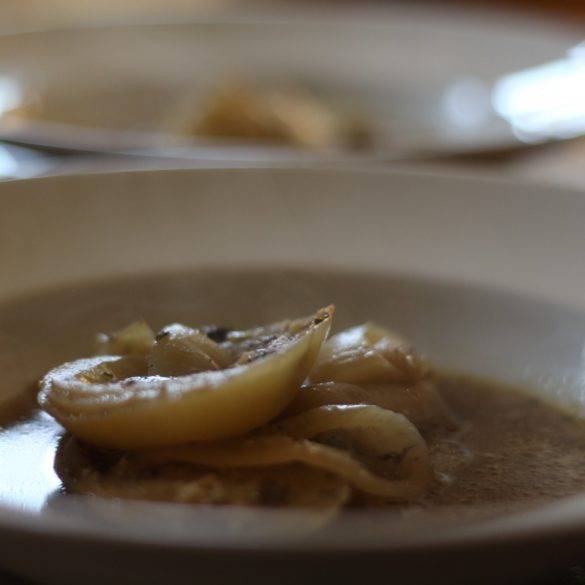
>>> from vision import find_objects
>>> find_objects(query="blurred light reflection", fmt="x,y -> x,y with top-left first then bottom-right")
0,144 -> 55,179
439,77 -> 492,133
493,43 -> 585,141
0,76 -> 22,115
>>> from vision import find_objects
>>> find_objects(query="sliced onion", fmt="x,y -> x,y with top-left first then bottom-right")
310,323 -> 427,385
283,381 -> 457,432
95,321 -> 154,357
148,323 -> 234,376
39,307 -> 333,450
141,406 -> 431,501
273,404 -> 432,492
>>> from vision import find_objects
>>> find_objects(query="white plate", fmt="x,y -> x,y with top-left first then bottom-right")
0,7 -> 579,159
2,166 -> 585,584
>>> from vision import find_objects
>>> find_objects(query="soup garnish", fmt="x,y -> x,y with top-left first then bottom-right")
39,307 -> 455,508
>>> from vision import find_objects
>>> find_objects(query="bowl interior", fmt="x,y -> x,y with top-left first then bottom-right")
1,167 -> 585,555
1,267 -> 585,548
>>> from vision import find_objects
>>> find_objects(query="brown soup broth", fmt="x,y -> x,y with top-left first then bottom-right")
1,273 -> 585,515
2,374 -> 585,514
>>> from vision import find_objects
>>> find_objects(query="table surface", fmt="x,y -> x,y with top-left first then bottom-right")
452,0 -> 585,21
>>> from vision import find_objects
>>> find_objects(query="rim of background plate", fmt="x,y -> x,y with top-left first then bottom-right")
0,13 -> 579,158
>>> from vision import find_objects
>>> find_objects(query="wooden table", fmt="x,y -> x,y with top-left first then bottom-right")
452,0 -> 585,22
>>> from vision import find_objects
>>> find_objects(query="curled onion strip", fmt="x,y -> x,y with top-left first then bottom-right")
283,381 -> 457,432
310,323 -> 427,385
273,404 -> 432,492
141,407 -> 431,501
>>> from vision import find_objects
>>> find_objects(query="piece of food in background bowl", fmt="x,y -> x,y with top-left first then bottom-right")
189,81 -> 371,150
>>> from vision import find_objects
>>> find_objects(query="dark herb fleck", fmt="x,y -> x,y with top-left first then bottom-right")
203,326 -> 232,343
379,445 -> 414,464
155,330 -> 170,342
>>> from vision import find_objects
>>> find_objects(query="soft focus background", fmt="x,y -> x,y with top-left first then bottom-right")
1,0 -> 585,29
0,0 -> 583,186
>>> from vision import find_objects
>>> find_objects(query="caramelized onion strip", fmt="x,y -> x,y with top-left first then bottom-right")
284,381 -> 457,432
141,406 -> 431,502
310,323 -> 427,385
38,308 -> 332,449
273,404 -> 432,493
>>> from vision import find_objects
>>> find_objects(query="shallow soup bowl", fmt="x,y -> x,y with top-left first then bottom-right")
1,166 -> 585,585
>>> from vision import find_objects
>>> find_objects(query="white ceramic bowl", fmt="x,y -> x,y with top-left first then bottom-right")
1,166 -> 585,585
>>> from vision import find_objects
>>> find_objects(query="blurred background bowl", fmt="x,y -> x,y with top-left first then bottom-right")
0,6 -> 578,162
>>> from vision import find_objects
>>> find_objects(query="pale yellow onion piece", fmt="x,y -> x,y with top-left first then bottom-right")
273,405 -> 432,493
38,308 -> 333,450
140,425 -> 427,501
149,323 -> 233,376
283,381 -> 457,432
317,323 -> 408,362
95,321 -> 155,357
195,83 -> 347,149
76,355 -> 148,386
310,323 -> 427,385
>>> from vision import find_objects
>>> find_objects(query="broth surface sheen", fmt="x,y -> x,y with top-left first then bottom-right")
3,375 -> 585,514
1,272 -> 585,517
